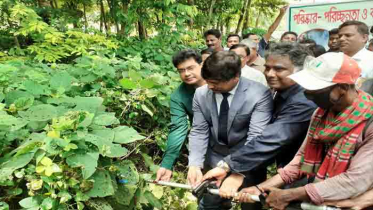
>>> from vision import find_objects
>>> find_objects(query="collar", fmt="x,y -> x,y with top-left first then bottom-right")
228,80 -> 240,95
352,47 -> 369,60
251,55 -> 265,66
275,84 -> 303,100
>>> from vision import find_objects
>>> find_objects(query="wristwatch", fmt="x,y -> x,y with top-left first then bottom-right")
217,160 -> 230,173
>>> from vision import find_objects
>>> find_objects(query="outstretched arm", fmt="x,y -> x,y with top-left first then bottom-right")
262,5 -> 288,42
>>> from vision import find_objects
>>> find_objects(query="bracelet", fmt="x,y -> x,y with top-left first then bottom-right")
255,185 -> 263,193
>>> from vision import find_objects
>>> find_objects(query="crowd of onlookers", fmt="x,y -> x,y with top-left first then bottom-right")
154,5 -> 373,210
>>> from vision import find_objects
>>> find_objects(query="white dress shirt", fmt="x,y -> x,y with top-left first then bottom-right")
241,65 -> 267,86
215,81 -> 239,115
352,47 -> 373,78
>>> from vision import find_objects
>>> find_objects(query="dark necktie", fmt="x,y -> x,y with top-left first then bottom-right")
218,93 -> 230,145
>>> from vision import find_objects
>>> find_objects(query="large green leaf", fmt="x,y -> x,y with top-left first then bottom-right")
4,90 -> 33,105
19,104 -> 57,121
0,115 -> 28,132
50,72 -> 73,91
66,152 -> 99,179
120,78 -> 136,90
113,126 -> 145,144
14,96 -> 34,110
24,80 -> 48,96
73,97 -> 103,113
143,191 -> 162,209
115,160 -> 139,184
86,170 -> 115,197
101,144 -> 128,158
19,197 -> 40,208
93,113 -> 119,126
0,152 -> 35,182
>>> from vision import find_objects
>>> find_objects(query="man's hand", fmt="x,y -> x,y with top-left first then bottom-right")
202,167 -> 228,187
323,189 -> 373,210
263,187 -> 292,210
187,166 -> 203,187
236,186 -> 263,203
219,173 -> 244,199
156,167 -> 172,181
280,5 -> 289,14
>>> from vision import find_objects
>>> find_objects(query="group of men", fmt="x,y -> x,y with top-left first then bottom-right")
155,7 -> 373,210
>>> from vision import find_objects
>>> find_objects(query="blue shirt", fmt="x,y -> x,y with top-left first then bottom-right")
225,84 -> 317,173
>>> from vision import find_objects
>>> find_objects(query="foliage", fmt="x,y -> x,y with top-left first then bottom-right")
0,35 -> 194,209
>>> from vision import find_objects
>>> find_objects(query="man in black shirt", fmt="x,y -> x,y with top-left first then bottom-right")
202,43 -> 317,199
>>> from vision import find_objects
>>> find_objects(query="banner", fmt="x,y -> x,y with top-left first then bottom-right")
289,0 -> 373,35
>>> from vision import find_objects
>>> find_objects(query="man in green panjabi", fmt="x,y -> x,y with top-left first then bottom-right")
156,49 -> 206,181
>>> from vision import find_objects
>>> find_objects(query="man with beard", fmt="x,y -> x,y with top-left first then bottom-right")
156,49 -> 206,182
338,21 -> 373,78
204,29 -> 224,52
236,53 -> 373,210
327,28 -> 340,52
202,43 -> 316,201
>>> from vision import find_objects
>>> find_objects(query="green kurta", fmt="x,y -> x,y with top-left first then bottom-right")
160,83 -> 195,170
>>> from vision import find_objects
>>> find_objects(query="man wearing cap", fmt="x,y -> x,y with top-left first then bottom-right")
235,52 -> 373,209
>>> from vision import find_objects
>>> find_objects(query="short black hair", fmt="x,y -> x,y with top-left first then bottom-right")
299,39 -> 316,44
227,34 -> 241,41
229,44 -> 250,56
242,33 -> 256,39
201,48 -> 214,55
329,28 -> 339,36
309,44 -> 326,57
265,42 -> 313,69
202,51 -> 241,82
172,49 -> 202,68
339,20 -> 369,35
280,31 -> 298,41
204,29 -> 221,39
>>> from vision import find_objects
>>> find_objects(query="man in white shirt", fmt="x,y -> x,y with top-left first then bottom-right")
229,44 -> 267,86
339,20 -> 373,78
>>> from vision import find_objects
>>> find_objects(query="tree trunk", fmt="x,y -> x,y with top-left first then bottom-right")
83,3 -> 88,32
255,10 -> 261,28
119,0 -> 129,35
49,0 -> 55,9
107,0 -> 120,33
242,0 -> 252,34
225,17 -> 231,34
138,20 -> 146,39
187,0 -> 194,26
235,0 -> 250,34
100,0 -> 109,33
207,0 -> 217,28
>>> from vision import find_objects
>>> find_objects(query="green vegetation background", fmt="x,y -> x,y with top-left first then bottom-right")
0,0 -> 284,209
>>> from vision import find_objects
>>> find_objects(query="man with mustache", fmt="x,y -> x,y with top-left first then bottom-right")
338,20 -> 373,78
236,53 -> 373,210
204,29 -> 224,52
202,43 -> 316,201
